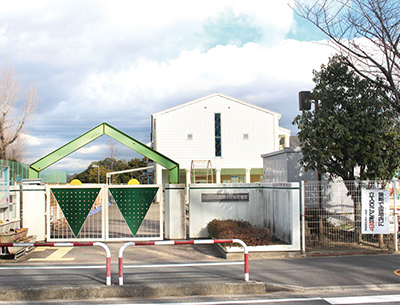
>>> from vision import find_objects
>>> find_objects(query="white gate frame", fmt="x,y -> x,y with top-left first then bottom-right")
46,184 -> 162,242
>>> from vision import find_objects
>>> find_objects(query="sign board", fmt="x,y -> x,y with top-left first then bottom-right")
361,189 -> 390,234
202,193 -> 249,202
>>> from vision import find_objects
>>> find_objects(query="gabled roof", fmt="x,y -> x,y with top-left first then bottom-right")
152,93 -> 282,118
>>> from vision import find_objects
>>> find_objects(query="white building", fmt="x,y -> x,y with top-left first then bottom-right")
151,93 -> 291,189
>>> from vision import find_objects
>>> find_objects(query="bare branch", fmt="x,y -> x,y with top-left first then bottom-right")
293,0 -> 400,109
0,61 -> 38,160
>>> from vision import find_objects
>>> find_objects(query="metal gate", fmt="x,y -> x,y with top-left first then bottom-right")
303,180 -> 398,253
46,184 -> 162,242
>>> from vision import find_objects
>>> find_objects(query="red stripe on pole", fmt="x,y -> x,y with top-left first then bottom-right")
35,243 -> 54,246
72,243 -> 94,247
106,257 -> 111,277
119,257 -> 123,278
244,253 -> 249,274
0,243 -> 13,247
174,240 -> 194,245
214,239 -> 233,244
134,242 -> 156,246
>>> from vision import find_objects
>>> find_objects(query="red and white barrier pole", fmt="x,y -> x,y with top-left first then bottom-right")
118,239 -> 249,285
0,242 -> 111,286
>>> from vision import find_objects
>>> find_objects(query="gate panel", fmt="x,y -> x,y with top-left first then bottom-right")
107,185 -> 162,241
47,184 -> 162,242
51,187 -> 102,237
47,185 -> 105,242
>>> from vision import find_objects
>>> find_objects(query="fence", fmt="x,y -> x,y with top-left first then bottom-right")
47,184 -> 162,241
118,239 -> 249,285
0,242 -> 111,285
0,160 -> 67,184
302,180 -> 398,253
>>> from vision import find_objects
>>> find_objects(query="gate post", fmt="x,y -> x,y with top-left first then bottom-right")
22,183 -> 46,241
165,184 -> 186,239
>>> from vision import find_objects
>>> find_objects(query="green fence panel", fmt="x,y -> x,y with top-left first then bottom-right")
110,187 -> 159,236
51,188 -> 101,237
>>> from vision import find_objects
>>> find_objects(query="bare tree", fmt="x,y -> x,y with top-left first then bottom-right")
292,0 -> 400,111
107,138 -> 120,171
0,62 -> 38,160
6,136 -> 25,162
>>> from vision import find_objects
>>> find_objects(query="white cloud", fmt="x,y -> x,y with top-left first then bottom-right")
76,144 -> 106,155
0,1 -> 337,173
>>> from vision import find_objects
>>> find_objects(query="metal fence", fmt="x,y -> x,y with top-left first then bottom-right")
48,185 -> 162,241
0,160 -> 67,184
303,180 -> 397,252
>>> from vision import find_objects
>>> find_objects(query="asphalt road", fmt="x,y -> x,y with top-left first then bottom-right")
1,244 -> 400,303
251,254 -> 400,288
2,291 -> 400,305
0,246 -> 400,289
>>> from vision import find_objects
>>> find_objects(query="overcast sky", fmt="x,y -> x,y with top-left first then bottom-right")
1,0 -> 335,174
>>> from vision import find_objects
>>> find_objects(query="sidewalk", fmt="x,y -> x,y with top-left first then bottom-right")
0,242 -> 399,302
0,242 -> 272,302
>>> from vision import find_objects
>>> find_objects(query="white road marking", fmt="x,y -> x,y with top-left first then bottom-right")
104,294 -> 400,305
325,293 -> 400,304
29,247 -> 75,261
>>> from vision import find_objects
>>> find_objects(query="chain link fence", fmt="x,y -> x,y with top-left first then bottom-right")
303,180 -> 398,253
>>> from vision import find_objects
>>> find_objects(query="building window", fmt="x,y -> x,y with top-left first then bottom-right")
187,134 -> 193,140
243,133 -> 249,140
279,136 -> 286,149
215,113 -> 221,157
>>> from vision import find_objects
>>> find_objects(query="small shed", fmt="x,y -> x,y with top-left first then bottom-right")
262,147 -> 317,183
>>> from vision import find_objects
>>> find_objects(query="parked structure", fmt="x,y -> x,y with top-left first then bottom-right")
151,93 -> 291,189
262,147 -> 317,183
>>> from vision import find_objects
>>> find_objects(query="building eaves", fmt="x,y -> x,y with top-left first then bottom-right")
152,92 -> 282,118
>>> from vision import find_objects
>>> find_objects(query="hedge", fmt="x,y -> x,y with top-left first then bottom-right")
207,219 -> 272,246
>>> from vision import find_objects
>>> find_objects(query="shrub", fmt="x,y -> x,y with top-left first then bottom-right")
207,219 -> 272,247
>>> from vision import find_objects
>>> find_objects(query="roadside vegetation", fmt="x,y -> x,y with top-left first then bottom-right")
207,219 -> 277,246
71,156 -> 152,184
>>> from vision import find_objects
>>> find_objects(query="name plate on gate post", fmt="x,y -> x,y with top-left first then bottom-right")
201,193 -> 249,202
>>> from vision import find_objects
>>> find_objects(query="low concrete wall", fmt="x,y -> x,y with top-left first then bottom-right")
263,183 -> 300,248
164,184 -> 186,239
189,183 -> 300,250
21,185 -> 46,241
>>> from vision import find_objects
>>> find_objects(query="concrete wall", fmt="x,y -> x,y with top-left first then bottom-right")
21,185 -> 46,241
262,183 -> 300,246
164,184 -> 186,239
189,183 -> 300,249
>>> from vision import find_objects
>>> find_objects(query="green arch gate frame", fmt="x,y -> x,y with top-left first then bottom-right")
28,122 -> 179,242
29,122 -> 180,183
47,184 -> 162,242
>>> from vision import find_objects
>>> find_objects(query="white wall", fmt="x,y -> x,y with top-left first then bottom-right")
21,185 -> 46,241
153,94 -> 281,171
263,183 -> 300,246
188,183 -> 300,249
164,184 -> 186,239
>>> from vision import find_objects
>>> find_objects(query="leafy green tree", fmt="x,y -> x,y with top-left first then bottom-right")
127,157 -> 152,183
293,55 -> 400,182
293,55 -> 400,236
74,157 -> 151,184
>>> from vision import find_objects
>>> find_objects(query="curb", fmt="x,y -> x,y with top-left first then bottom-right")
0,281 -> 289,302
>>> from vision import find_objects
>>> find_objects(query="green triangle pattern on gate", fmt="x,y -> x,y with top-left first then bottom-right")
110,187 -> 159,236
51,188 -> 101,237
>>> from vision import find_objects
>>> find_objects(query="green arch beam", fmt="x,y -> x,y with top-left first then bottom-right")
29,122 -> 179,183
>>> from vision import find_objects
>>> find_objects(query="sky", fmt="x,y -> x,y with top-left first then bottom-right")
0,0 -> 336,174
